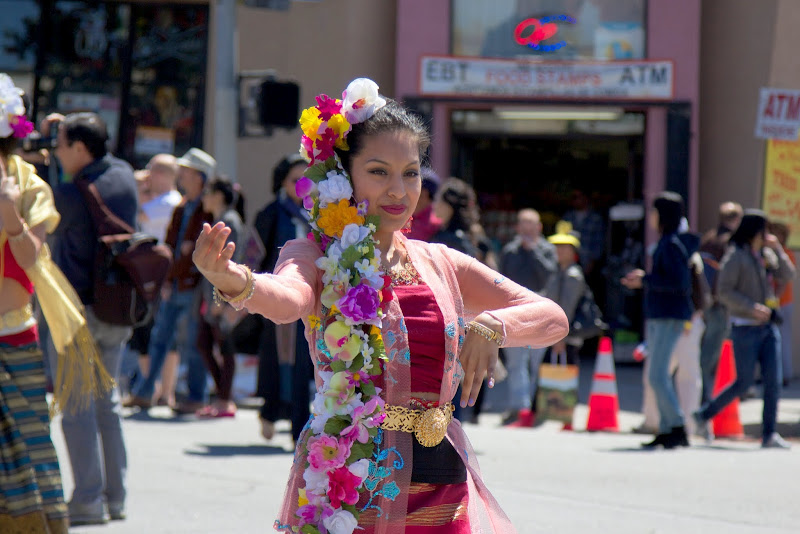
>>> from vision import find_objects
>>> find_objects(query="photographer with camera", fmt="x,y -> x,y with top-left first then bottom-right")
693,209 -> 795,449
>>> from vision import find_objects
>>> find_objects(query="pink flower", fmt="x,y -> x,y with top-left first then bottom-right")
315,128 -> 338,161
296,176 -> 315,198
337,283 -> 379,323
307,434 -> 352,471
342,397 -> 385,443
316,94 -> 343,121
10,115 -> 34,139
345,370 -> 368,388
326,466 -> 362,508
301,135 -> 315,161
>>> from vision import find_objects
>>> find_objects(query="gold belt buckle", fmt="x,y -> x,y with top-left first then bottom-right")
0,304 -> 33,330
413,403 -> 454,448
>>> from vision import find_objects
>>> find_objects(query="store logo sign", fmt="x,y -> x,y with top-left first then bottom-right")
514,15 -> 576,52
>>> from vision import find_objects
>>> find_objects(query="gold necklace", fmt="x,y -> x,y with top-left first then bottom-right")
381,247 -> 423,286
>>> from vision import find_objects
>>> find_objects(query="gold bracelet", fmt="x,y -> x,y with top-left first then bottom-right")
212,264 -> 254,306
7,222 -> 29,243
466,320 -> 505,346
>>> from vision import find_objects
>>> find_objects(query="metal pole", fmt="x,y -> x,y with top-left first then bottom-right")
214,0 -> 238,179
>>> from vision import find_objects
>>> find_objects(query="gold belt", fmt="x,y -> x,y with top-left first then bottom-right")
380,402 -> 454,447
0,304 -> 34,331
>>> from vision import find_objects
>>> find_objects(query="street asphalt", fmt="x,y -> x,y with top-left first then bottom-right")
53,360 -> 800,534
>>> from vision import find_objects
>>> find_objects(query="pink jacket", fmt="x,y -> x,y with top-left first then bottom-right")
247,234 -> 568,533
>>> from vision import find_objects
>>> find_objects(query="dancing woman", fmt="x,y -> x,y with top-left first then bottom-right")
193,78 -> 567,533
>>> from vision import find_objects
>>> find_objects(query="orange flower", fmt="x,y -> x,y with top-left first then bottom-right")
317,199 -> 364,238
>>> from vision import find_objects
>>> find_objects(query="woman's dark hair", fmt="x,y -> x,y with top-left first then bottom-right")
653,191 -> 684,235
272,153 -> 307,194
437,177 -> 479,232
61,112 -> 108,160
208,175 -> 236,207
335,98 -> 430,175
730,209 -> 768,247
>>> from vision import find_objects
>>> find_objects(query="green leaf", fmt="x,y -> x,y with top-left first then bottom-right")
330,359 -> 347,373
341,504 -> 358,515
360,381 -> 376,397
324,417 -> 349,435
300,524 -> 320,534
347,441 -> 375,463
351,273 -> 361,287
349,354 -> 364,370
366,215 -> 381,228
304,164 -> 327,183
340,245 -> 362,271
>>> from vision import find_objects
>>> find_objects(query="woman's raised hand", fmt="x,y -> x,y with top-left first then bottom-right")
192,222 -> 247,295
459,315 -> 501,409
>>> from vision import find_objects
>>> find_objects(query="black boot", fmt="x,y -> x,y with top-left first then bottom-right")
641,432 -> 672,449
670,425 -> 689,447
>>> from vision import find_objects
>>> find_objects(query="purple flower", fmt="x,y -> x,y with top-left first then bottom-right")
303,195 -> 315,210
296,176 -> 315,198
337,283 -> 379,323
357,200 -> 369,216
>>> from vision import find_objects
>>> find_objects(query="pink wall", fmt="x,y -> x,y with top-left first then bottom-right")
395,0 -> 702,233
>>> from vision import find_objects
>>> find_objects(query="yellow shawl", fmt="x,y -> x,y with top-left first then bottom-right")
3,155 -> 113,414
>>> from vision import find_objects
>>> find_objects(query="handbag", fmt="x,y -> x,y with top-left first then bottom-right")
536,350 -> 579,424
569,287 -> 607,340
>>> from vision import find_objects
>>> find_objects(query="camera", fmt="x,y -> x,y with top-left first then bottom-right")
21,131 -> 58,153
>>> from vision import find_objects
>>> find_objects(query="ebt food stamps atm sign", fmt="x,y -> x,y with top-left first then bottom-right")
419,56 -> 674,100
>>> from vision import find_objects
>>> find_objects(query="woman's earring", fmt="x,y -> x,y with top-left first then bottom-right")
401,216 -> 413,235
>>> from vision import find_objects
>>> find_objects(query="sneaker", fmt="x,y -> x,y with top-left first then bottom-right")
122,395 -> 152,410
691,410 -> 712,441
762,433 -> 791,449
108,502 -> 126,521
260,417 -> 275,440
68,499 -> 109,526
507,409 -> 535,428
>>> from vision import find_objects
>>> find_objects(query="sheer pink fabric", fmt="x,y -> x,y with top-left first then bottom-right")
249,234 -> 568,533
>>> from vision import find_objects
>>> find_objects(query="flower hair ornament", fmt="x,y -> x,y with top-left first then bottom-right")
285,78 -> 391,534
0,74 -> 34,139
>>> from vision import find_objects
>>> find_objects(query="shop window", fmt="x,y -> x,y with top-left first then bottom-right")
452,0 -> 646,61
0,0 -> 41,95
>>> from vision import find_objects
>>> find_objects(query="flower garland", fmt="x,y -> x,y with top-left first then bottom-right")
291,78 -> 391,534
0,73 -> 34,139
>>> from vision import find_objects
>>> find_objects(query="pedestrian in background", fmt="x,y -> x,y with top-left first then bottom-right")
694,210 -> 795,448
196,175 -> 244,418
622,192 -> 694,449
768,221 -> 795,386
406,166 -> 441,241
637,217 -> 707,437
252,153 -> 312,442
500,208 -> 557,427
127,148 -> 214,415
123,154 -> 183,406
51,111 -> 138,524
697,202 -> 742,410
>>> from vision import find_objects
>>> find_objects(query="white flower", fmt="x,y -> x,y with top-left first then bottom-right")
355,259 -> 383,288
0,74 -> 26,138
303,466 -> 329,496
310,393 -> 332,434
318,172 -> 353,208
340,224 -> 370,249
341,78 -> 387,124
322,508 -> 359,534
348,459 -> 371,486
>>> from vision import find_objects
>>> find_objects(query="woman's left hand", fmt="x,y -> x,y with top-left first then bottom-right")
0,158 -> 20,208
459,315 -> 501,409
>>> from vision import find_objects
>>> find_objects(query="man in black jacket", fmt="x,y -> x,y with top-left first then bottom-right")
51,112 -> 137,525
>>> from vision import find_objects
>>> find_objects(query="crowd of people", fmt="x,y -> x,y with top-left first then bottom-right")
0,70 -> 798,533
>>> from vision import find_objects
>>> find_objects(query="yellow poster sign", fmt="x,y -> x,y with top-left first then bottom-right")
763,139 -> 800,248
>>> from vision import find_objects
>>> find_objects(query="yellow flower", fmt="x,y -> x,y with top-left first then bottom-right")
297,488 -> 308,507
308,315 -> 321,330
369,325 -> 381,337
299,107 -> 323,141
317,199 -> 364,238
327,113 -> 351,150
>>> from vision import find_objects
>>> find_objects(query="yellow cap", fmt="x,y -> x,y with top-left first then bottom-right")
548,220 -> 581,248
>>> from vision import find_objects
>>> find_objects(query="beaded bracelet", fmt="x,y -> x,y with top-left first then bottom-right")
7,222 -> 29,243
212,264 -> 255,307
466,320 -> 505,346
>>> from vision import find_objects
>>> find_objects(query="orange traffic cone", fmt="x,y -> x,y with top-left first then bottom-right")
711,340 -> 744,438
586,336 -> 620,432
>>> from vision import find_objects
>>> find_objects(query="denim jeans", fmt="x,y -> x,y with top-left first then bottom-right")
699,303 -> 730,404
646,318 -> 686,433
779,303 -> 793,382
61,307 -> 130,507
504,346 -> 547,411
134,288 -> 206,402
699,323 -> 782,441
